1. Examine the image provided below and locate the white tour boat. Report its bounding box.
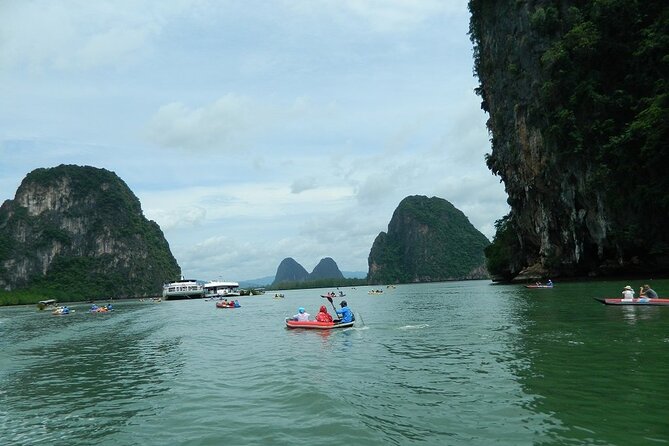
[162,279,205,300]
[203,280,240,299]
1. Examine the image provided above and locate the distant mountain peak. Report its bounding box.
[272,256,345,286]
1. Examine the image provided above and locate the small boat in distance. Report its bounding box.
[594,297,669,306]
[525,280,554,289]
[204,280,240,299]
[162,279,204,300]
[321,291,346,299]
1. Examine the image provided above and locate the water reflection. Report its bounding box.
[510,280,669,444]
[0,303,183,445]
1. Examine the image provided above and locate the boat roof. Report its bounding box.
[204,281,239,288]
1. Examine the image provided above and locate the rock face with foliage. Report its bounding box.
[469,1,669,281]
[0,165,180,298]
[367,196,490,284]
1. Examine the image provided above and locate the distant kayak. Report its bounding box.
[285,319,354,329]
[52,307,74,315]
[321,293,345,298]
[594,297,669,306]
[525,285,553,289]
[216,301,240,308]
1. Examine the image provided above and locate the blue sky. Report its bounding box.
[0,0,508,281]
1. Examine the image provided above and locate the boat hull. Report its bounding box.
[594,297,669,306]
[215,302,240,308]
[285,320,354,329]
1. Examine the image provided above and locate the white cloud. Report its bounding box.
[145,95,256,151]
[0,1,173,71]
[290,176,318,194]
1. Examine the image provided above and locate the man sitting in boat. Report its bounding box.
[640,284,658,299]
[289,307,310,322]
[335,300,354,323]
[315,305,333,323]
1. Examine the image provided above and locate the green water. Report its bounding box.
[1,280,668,445]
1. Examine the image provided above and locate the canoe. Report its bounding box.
[216,302,240,308]
[594,297,669,306]
[285,319,354,329]
[525,285,553,289]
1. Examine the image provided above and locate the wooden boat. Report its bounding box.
[285,319,354,329]
[594,297,669,306]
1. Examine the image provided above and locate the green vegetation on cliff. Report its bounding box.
[368,196,489,284]
[470,1,669,279]
[0,164,180,304]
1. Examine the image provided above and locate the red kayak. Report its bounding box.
[216,301,240,308]
[594,297,669,306]
[285,320,354,329]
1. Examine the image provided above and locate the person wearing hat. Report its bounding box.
[335,300,354,323]
[621,285,635,301]
[289,307,310,322]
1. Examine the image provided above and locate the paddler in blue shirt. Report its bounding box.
[335,300,354,323]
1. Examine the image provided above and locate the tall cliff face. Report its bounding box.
[469,1,669,280]
[0,165,180,297]
[367,196,490,284]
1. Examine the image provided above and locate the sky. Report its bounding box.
[0,0,508,282]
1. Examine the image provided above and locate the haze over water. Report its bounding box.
[1,280,668,445]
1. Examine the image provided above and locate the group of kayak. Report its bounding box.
[285,299,355,329]
[52,303,115,315]
[89,304,114,313]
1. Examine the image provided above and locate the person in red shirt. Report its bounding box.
[315,305,333,322]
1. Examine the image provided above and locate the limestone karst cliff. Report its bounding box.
[367,195,489,284]
[0,165,180,298]
[469,0,669,280]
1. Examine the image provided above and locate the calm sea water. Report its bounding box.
[1,280,668,446]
